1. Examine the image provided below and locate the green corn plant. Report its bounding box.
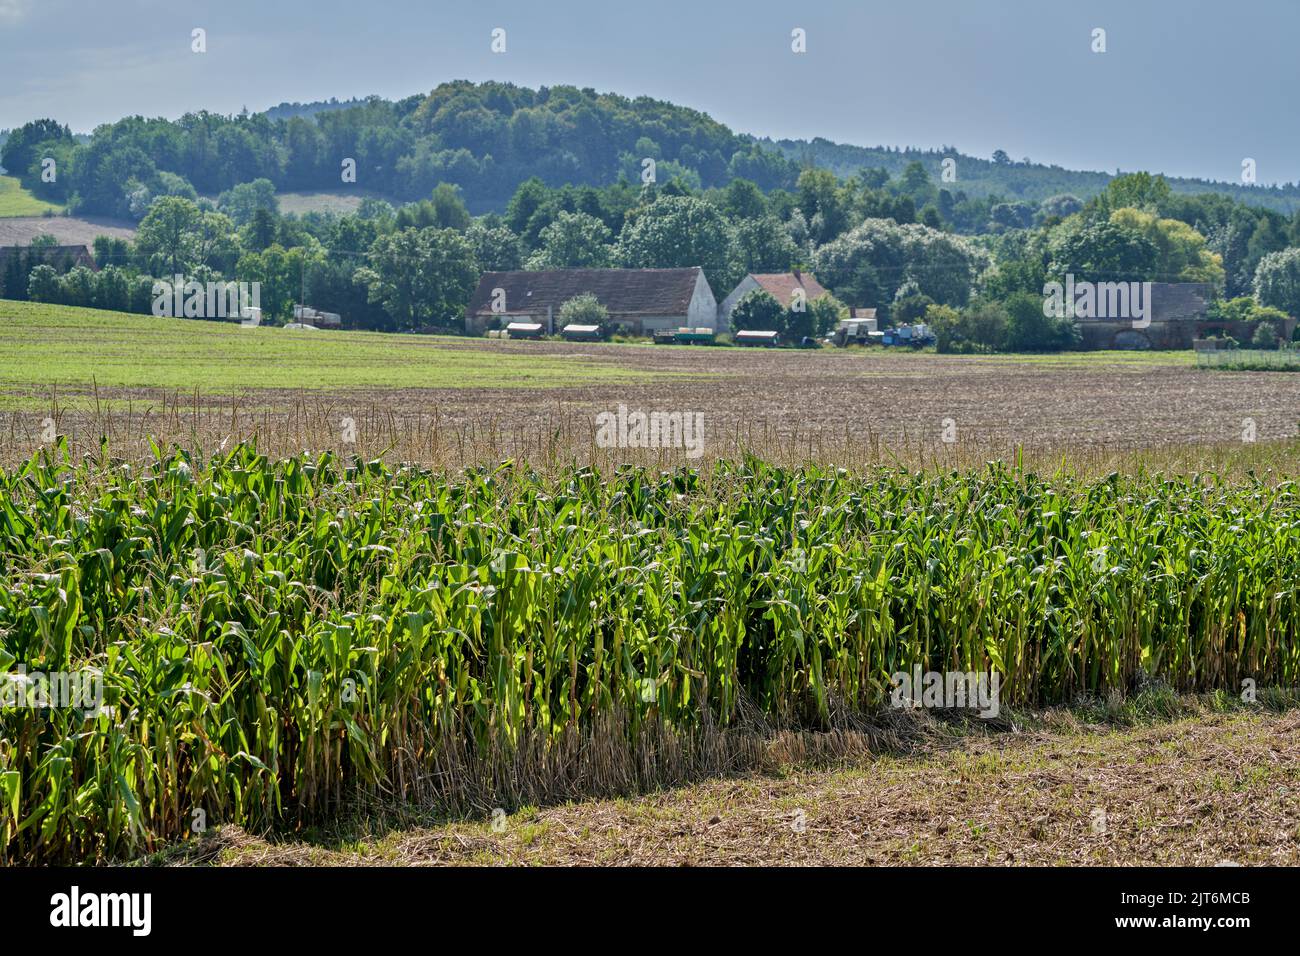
[1,445,1298,862]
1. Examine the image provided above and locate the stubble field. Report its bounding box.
[3,300,1299,473]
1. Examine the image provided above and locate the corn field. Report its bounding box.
[2,443,1299,862]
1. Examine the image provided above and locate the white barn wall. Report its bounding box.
[716,275,761,331]
[687,271,720,330]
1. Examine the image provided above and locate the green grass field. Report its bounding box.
[0,299,662,393]
[0,175,63,217]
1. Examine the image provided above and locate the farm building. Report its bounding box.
[1069,283,1298,350]
[717,270,830,329]
[465,268,718,336]
[0,243,95,274]
[0,243,97,298]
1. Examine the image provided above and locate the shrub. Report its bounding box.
[558,292,609,332]
[25,264,60,303]
[930,301,1008,353]
[1251,321,1280,351]
[1004,291,1078,352]
[729,288,784,333]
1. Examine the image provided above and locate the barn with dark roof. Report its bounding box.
[465,267,717,336]
[1075,283,1215,350]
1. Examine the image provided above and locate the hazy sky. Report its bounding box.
[2,0,1297,184]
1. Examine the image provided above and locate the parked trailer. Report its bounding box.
[561,324,603,342]
[505,321,545,340]
[652,327,718,345]
[734,330,781,347]
[675,326,716,344]
[292,305,342,328]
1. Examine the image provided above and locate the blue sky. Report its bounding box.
[2,0,1298,184]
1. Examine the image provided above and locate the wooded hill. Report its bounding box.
[5,80,1298,219]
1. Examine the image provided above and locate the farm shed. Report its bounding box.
[465,267,718,336]
[560,324,602,341]
[1071,283,1265,350]
[718,270,830,329]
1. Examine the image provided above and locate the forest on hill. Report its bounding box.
[4,80,1298,223]
[767,138,1300,215]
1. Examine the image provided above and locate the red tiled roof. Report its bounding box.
[749,271,828,307]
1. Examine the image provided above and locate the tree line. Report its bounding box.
[3,142,1300,351]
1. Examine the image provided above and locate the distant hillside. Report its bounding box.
[261,97,374,122]
[5,81,795,218]
[6,81,1299,220]
[768,138,1300,214]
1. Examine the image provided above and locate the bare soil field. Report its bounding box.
[5,302,1300,471]
[10,337,1300,470]
[0,214,135,246]
[315,339,1294,450]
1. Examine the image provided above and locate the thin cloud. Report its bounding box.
[0,0,32,22]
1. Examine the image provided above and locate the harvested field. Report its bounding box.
[2,300,1300,472]
[0,214,135,246]
[174,705,1300,867]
